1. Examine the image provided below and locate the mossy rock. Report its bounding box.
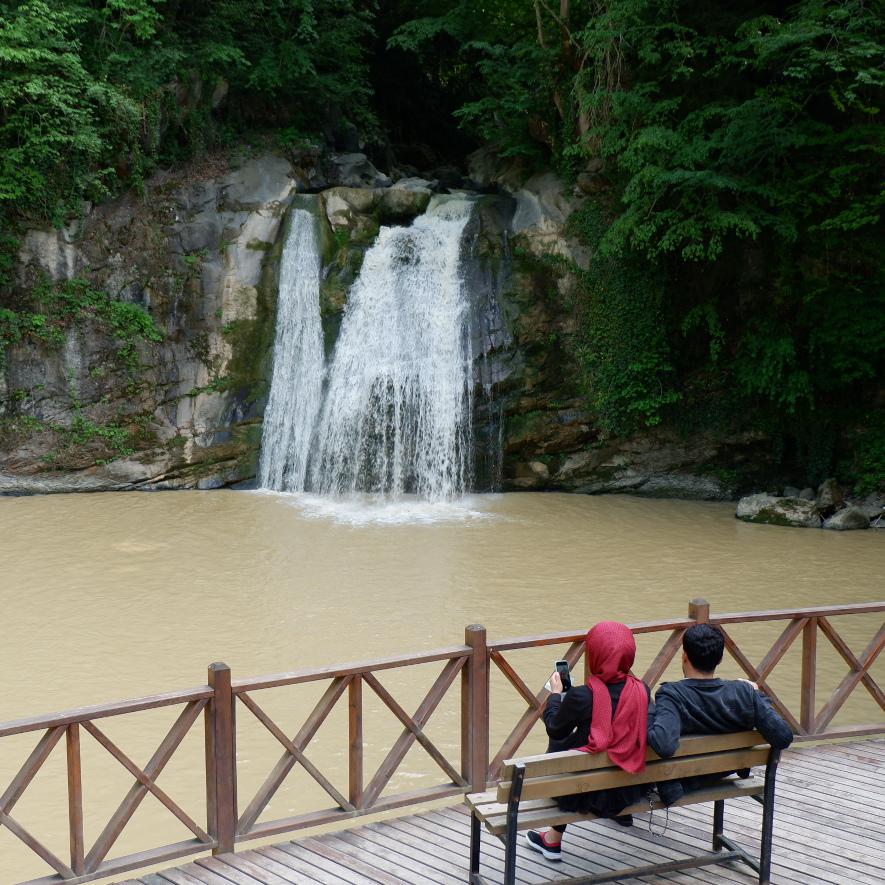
[377,188,430,224]
[735,493,822,528]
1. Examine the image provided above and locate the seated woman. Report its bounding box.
[526,621,651,862]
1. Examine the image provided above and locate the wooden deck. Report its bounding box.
[122,738,884,885]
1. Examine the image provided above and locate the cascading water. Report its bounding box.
[310,199,476,500]
[258,207,324,491]
[259,197,478,503]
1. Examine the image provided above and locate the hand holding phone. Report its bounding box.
[544,660,572,693]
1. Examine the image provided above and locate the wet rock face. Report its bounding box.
[469,168,762,500]
[3,148,851,501]
[2,153,299,492]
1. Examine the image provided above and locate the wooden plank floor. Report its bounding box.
[127,739,884,885]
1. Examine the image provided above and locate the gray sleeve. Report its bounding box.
[647,687,681,757]
[753,691,794,750]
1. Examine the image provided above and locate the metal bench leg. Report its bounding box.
[469,810,481,878]
[503,763,525,885]
[712,798,725,851]
[759,750,780,885]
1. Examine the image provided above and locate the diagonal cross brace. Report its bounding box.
[0,726,72,878]
[82,720,212,844]
[719,626,802,734]
[814,619,885,733]
[491,652,543,710]
[756,618,808,681]
[488,639,584,780]
[0,726,65,818]
[642,629,686,687]
[0,806,75,879]
[362,657,466,808]
[84,698,207,872]
[238,691,354,813]
[236,675,351,835]
[363,669,467,789]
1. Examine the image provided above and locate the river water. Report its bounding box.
[1,490,882,881]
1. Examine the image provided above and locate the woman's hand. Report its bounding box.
[549,671,563,693]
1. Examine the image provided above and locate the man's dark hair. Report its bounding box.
[683,624,725,673]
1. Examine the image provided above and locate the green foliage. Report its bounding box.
[0,0,378,225]
[0,1,141,221]
[45,413,134,464]
[393,0,883,480]
[0,277,163,375]
[1,0,882,485]
[533,205,681,437]
[390,1,561,162]
[849,414,885,494]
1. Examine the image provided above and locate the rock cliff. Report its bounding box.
[0,149,776,497]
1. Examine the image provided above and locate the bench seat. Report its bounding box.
[465,731,781,885]
[466,774,762,834]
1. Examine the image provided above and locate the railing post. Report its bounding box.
[207,663,236,855]
[349,675,363,808]
[462,625,489,792]
[689,598,710,623]
[66,724,85,875]
[801,619,817,734]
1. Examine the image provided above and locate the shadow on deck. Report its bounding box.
[123,739,884,885]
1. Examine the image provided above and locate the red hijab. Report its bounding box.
[578,621,648,772]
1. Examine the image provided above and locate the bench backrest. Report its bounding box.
[497,731,771,803]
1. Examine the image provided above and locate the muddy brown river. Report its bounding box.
[1,490,882,881]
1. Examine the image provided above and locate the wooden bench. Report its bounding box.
[465,730,781,885]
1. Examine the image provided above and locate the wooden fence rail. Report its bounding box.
[1,599,882,884]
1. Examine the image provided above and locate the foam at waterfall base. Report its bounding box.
[251,489,499,526]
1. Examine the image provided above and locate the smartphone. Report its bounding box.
[544,660,572,693]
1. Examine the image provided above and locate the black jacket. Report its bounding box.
[647,678,794,757]
[647,677,793,804]
[543,681,652,816]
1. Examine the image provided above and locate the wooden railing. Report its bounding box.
[228,642,476,849]
[0,686,216,884]
[484,599,885,778]
[1,599,882,884]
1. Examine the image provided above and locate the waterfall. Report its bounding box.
[260,197,477,502]
[258,207,324,491]
[310,199,476,501]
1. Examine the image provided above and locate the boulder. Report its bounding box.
[378,187,431,223]
[736,493,822,528]
[391,177,437,192]
[822,507,870,531]
[783,485,801,498]
[799,487,815,500]
[322,187,379,228]
[847,493,885,520]
[329,153,391,188]
[508,172,589,268]
[815,478,844,514]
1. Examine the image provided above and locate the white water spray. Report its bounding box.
[258,208,324,491]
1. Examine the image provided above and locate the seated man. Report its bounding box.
[648,623,793,804]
